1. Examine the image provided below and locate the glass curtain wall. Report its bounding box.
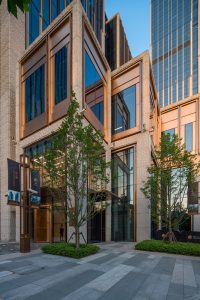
[112,148,134,241]
[151,0,198,107]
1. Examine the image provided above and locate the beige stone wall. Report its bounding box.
[111,52,157,241]
[0,2,25,241]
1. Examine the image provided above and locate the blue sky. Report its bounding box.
[105,0,150,57]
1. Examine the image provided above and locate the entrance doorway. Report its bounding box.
[88,209,105,243]
[30,206,51,243]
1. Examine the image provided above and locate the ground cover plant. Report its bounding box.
[42,243,100,259]
[135,240,200,256]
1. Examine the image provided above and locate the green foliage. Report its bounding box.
[0,0,31,17]
[42,243,99,259]
[34,93,110,248]
[141,133,200,234]
[135,240,200,256]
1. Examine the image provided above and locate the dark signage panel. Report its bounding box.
[7,159,21,205]
[30,170,41,205]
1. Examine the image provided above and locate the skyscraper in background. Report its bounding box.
[151,0,199,108]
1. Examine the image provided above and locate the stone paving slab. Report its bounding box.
[0,242,199,299]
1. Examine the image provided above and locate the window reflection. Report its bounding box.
[112,148,134,241]
[163,128,175,140]
[185,123,193,151]
[85,51,104,126]
[25,64,45,122]
[112,85,136,134]
[29,0,40,44]
[55,46,67,104]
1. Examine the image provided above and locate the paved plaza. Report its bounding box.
[0,242,199,299]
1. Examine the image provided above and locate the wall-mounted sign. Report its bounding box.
[7,159,21,205]
[188,182,199,215]
[30,170,41,205]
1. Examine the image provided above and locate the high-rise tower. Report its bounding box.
[151,0,199,108]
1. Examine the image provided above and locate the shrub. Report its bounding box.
[135,240,200,256]
[42,243,99,259]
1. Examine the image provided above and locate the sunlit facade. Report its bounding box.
[151,0,200,231]
[14,0,160,244]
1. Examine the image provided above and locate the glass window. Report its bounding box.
[91,102,104,125]
[43,0,50,30]
[29,0,40,44]
[112,85,136,135]
[112,148,134,241]
[52,0,58,20]
[85,52,101,88]
[25,65,45,122]
[85,51,104,125]
[55,46,67,104]
[185,123,193,151]
[163,128,175,140]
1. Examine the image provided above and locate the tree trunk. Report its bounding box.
[168,184,173,243]
[75,225,80,249]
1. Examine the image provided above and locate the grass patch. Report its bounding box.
[42,243,99,259]
[135,240,200,256]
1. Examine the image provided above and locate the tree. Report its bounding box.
[0,0,31,18]
[34,93,110,248]
[141,133,200,242]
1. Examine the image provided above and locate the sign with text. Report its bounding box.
[7,159,21,205]
[30,170,41,205]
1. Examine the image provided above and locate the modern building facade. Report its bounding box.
[151,0,200,229]
[7,0,160,244]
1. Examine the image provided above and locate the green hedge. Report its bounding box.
[42,243,99,259]
[135,240,200,256]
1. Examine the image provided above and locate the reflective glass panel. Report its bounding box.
[112,148,134,241]
[85,51,104,125]
[112,85,136,134]
[29,0,40,44]
[25,64,45,122]
[185,123,193,151]
[163,128,175,140]
[55,46,67,104]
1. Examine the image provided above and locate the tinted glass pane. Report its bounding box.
[112,148,134,241]
[185,123,193,151]
[25,65,45,122]
[52,0,58,20]
[91,102,104,124]
[55,46,67,104]
[163,128,175,141]
[60,0,65,11]
[29,0,40,44]
[112,85,136,134]
[43,0,50,30]
[85,51,104,126]
[85,52,101,88]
